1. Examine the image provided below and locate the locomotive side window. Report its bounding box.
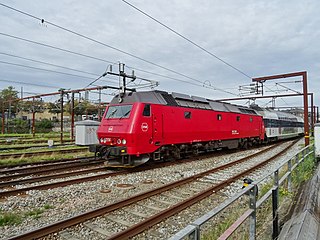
[217,114,222,120]
[184,111,191,119]
[143,104,151,117]
[236,116,240,121]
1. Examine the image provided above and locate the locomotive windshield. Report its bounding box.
[105,105,133,119]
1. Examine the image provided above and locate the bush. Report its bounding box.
[35,119,53,133]
[8,119,29,134]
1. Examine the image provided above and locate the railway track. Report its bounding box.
[0,143,74,151]
[0,138,74,145]
[0,147,88,160]
[0,158,104,182]
[0,144,273,199]
[0,146,244,198]
[6,140,298,240]
[0,156,95,169]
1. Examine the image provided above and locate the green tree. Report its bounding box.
[0,86,19,117]
[65,99,98,116]
[47,102,61,114]
[18,100,45,113]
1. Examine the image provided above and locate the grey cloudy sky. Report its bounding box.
[0,0,319,109]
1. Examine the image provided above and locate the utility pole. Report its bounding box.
[1,102,4,134]
[32,97,36,137]
[98,88,101,121]
[59,90,64,144]
[71,92,75,140]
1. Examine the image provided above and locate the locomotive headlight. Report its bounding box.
[103,138,107,143]
[100,138,103,143]
[117,139,121,144]
[122,139,126,145]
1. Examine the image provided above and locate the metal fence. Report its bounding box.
[169,144,315,240]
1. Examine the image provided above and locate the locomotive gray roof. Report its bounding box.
[112,90,257,115]
[171,92,192,101]
[111,91,168,105]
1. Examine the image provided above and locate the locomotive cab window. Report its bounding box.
[143,104,151,117]
[184,111,191,119]
[236,116,240,121]
[105,105,132,119]
[217,114,222,121]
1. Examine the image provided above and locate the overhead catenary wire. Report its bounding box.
[0,3,240,96]
[0,60,96,80]
[0,32,116,65]
[125,65,238,96]
[0,52,99,77]
[0,32,238,96]
[0,78,59,89]
[0,59,166,91]
[121,0,252,79]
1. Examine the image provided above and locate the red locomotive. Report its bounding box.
[90,90,265,167]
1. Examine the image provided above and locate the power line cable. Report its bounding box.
[0,3,239,96]
[0,78,58,88]
[0,52,100,77]
[0,32,238,96]
[121,0,252,79]
[0,32,116,65]
[275,83,301,94]
[125,65,237,96]
[0,60,94,79]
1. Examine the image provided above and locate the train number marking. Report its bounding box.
[141,123,148,132]
[108,126,113,132]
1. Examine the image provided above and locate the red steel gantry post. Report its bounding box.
[252,71,309,146]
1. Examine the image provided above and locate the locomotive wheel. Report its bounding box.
[100,147,110,158]
[172,146,181,159]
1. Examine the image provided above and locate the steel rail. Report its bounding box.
[109,140,298,239]
[0,146,261,198]
[0,163,106,186]
[0,143,74,151]
[0,160,104,182]
[6,142,295,240]
[0,139,74,145]
[0,157,96,173]
[0,148,87,160]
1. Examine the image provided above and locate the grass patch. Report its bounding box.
[25,209,45,219]
[202,201,249,240]
[0,204,55,226]
[0,212,22,226]
[43,204,54,210]
[292,153,315,186]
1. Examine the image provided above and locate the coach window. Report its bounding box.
[184,111,191,119]
[143,104,151,117]
[236,116,240,122]
[217,114,222,120]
